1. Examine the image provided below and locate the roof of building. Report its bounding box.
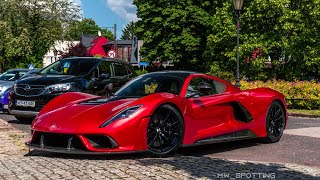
[81,35,98,48]
[104,40,133,46]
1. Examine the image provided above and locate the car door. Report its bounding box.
[185,76,235,141]
[90,61,114,95]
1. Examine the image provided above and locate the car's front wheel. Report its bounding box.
[263,101,286,143]
[147,104,184,157]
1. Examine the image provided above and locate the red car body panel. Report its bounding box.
[28,72,288,154]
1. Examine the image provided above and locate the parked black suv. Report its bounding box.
[8,57,136,122]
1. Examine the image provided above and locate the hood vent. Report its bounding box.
[80,96,135,105]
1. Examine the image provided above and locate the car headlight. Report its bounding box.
[44,83,73,94]
[0,86,4,92]
[100,105,142,128]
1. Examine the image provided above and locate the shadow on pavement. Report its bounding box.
[178,139,259,156]
[0,112,32,125]
[7,119,31,125]
[136,156,318,179]
[25,150,318,179]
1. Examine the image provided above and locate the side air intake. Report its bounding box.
[232,102,253,123]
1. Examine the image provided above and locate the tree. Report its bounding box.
[121,21,136,40]
[206,0,290,80]
[0,0,81,71]
[135,0,320,81]
[59,43,90,58]
[280,0,320,80]
[207,0,320,81]
[133,0,217,72]
[65,18,113,41]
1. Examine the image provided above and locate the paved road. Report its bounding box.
[0,120,319,180]
[0,113,31,133]
[1,112,320,169]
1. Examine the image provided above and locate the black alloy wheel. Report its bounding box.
[147,104,184,157]
[264,101,286,143]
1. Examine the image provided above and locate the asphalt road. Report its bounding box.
[1,112,320,168]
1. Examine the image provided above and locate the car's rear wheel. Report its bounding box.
[147,104,184,157]
[263,101,285,143]
[15,116,33,123]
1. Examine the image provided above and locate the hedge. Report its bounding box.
[240,80,320,110]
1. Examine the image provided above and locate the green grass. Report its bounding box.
[288,109,320,117]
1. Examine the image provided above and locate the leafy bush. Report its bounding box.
[59,43,90,58]
[241,80,320,110]
[207,71,235,83]
[135,69,148,76]
[207,63,235,83]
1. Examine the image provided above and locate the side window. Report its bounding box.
[186,77,226,98]
[18,72,27,79]
[114,63,128,76]
[98,61,112,76]
[49,62,63,74]
[213,81,227,94]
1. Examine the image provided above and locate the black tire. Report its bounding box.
[15,117,33,123]
[147,104,184,157]
[263,101,286,143]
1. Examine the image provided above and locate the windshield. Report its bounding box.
[0,70,27,81]
[40,58,99,76]
[115,75,183,97]
[20,69,41,79]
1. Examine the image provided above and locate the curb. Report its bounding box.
[288,113,320,119]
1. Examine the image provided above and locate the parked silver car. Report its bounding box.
[0,68,41,111]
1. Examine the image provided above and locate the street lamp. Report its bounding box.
[233,0,244,88]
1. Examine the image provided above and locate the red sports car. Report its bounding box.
[27,71,287,156]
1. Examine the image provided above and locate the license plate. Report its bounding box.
[16,100,36,107]
[3,105,8,109]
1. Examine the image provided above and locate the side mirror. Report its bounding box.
[104,83,113,97]
[100,73,110,80]
[197,82,212,93]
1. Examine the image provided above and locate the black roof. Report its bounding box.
[81,35,98,48]
[142,71,201,80]
[6,68,29,72]
[104,40,133,46]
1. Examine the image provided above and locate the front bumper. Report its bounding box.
[9,94,57,117]
[9,110,39,117]
[28,117,151,154]
[26,131,146,154]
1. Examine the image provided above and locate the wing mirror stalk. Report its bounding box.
[105,83,113,97]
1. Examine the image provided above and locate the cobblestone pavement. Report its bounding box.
[0,120,29,156]
[1,154,320,179]
[0,119,320,179]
